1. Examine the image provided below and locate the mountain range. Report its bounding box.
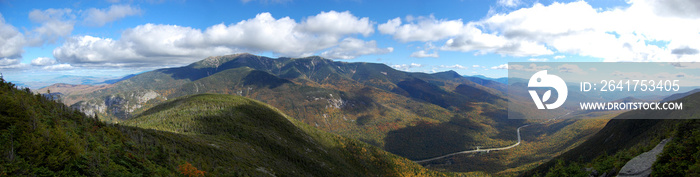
[49,53,519,159]
[0,79,448,176]
[28,53,700,176]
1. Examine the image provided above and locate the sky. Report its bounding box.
[1,0,699,85]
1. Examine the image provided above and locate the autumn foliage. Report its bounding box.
[177,162,206,177]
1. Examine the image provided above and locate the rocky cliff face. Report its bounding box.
[71,90,165,119]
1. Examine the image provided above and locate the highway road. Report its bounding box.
[415,124,530,163]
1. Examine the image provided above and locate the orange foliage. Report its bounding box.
[177,162,206,177]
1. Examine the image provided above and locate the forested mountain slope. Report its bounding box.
[527,92,700,176]
[0,79,447,176]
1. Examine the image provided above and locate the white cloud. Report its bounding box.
[203,11,374,57]
[53,32,235,67]
[391,63,423,71]
[0,58,19,66]
[482,0,700,62]
[375,0,700,61]
[54,11,380,67]
[377,18,401,36]
[643,0,700,18]
[83,4,142,27]
[491,63,508,70]
[441,25,554,56]
[0,13,25,60]
[497,0,521,7]
[299,11,374,37]
[377,14,553,57]
[27,8,75,46]
[320,38,393,59]
[410,50,439,58]
[438,64,468,69]
[0,58,27,69]
[43,63,74,70]
[378,16,464,42]
[553,55,566,59]
[31,57,57,66]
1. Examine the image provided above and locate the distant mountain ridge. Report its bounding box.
[58,54,520,165]
[466,75,508,84]
[55,53,609,174]
[11,74,136,89]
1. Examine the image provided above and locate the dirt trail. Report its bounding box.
[617,138,672,177]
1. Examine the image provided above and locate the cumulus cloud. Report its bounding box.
[299,11,374,37]
[0,58,27,69]
[391,63,423,71]
[491,63,508,70]
[378,16,464,42]
[31,57,57,66]
[376,0,700,61]
[553,55,566,59]
[438,64,468,69]
[644,0,700,18]
[410,50,439,58]
[0,58,19,66]
[0,13,25,60]
[203,11,374,56]
[320,38,393,59]
[497,0,521,7]
[42,63,74,70]
[378,14,553,57]
[53,32,235,67]
[27,8,75,46]
[482,0,700,61]
[441,25,554,56]
[83,4,142,26]
[54,11,382,67]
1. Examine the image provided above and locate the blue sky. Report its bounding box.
[1,0,699,86]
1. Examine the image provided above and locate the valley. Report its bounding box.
[32,53,623,175]
[7,54,699,176]
[415,124,529,163]
[3,1,699,176]
[0,79,448,176]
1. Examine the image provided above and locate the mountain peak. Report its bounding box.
[194,53,259,68]
[289,55,333,62]
[430,70,461,79]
